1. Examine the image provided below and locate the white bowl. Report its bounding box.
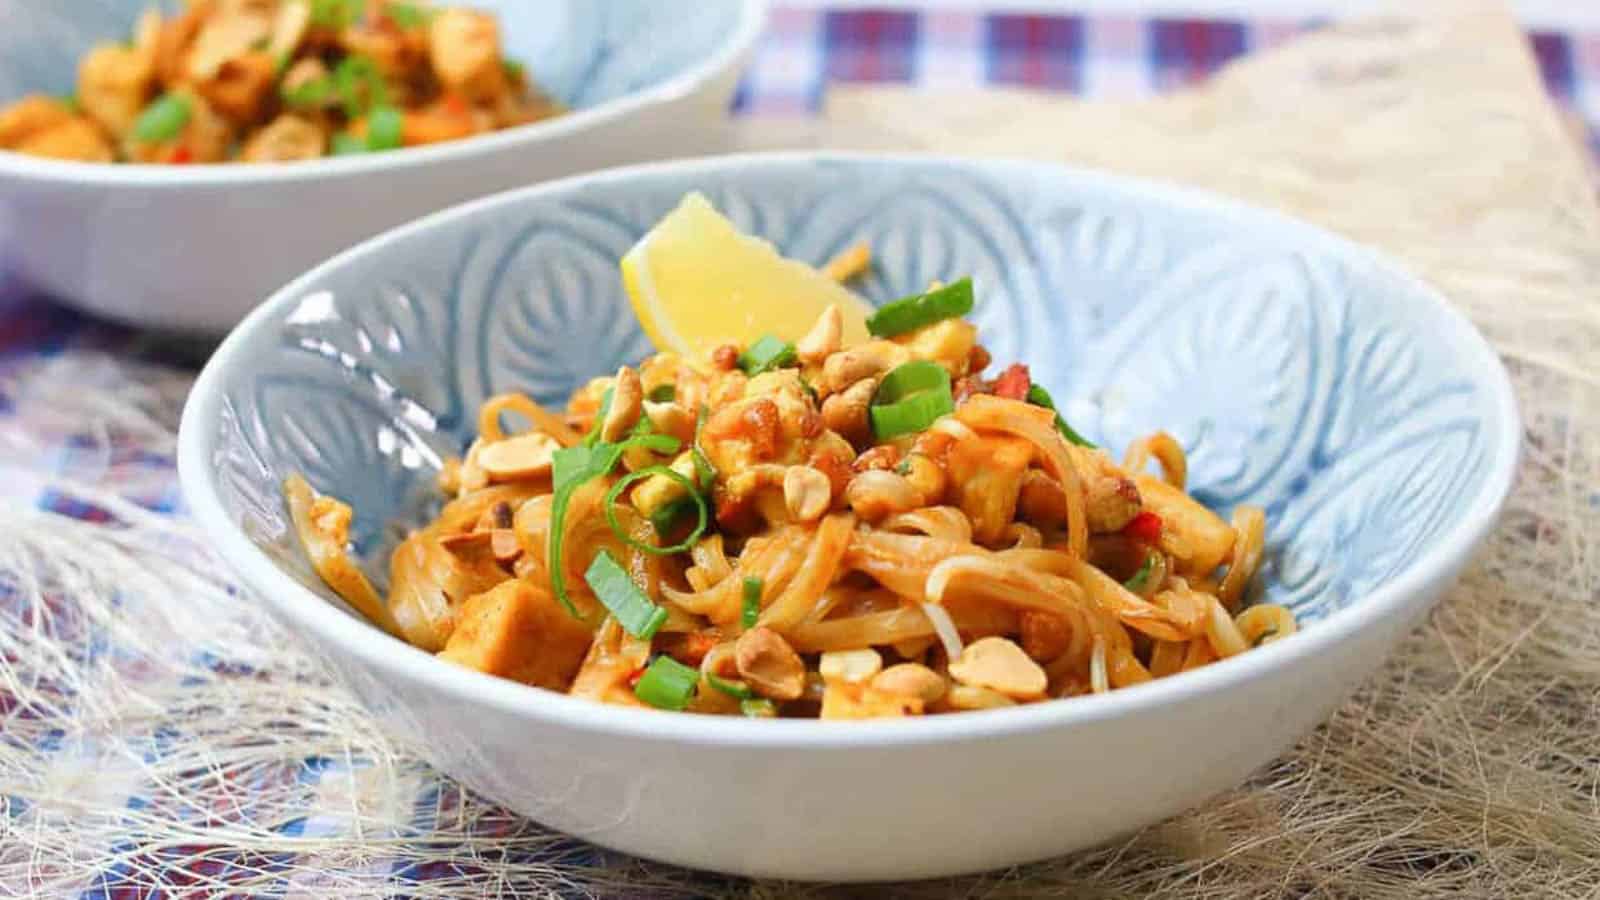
[0,0,765,333]
[178,153,1520,881]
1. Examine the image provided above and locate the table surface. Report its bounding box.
[2,4,1597,896]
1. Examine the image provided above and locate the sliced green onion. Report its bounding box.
[281,75,332,108]
[502,57,526,80]
[1025,384,1096,448]
[1123,555,1155,592]
[647,384,675,403]
[132,94,190,143]
[624,433,679,455]
[585,550,668,639]
[691,405,717,491]
[738,334,797,375]
[602,465,707,556]
[583,387,614,447]
[330,132,368,155]
[870,361,954,441]
[633,656,699,710]
[648,495,696,537]
[385,1,435,29]
[706,673,754,699]
[871,390,954,441]
[59,94,80,113]
[866,277,974,338]
[311,0,363,28]
[875,360,950,404]
[741,576,762,629]
[548,442,626,615]
[740,698,777,718]
[797,375,819,404]
[895,458,912,475]
[334,55,388,118]
[366,105,403,151]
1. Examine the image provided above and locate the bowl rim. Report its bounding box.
[0,0,767,188]
[177,151,1522,749]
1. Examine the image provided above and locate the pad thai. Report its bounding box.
[0,1,558,164]
[287,219,1295,719]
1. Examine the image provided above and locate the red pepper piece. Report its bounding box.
[992,363,1031,401]
[1122,510,1163,544]
[626,665,648,687]
[170,145,193,164]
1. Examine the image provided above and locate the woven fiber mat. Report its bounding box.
[3,1,1597,897]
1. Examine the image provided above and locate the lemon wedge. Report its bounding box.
[621,192,872,362]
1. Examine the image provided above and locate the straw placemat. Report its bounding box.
[4,2,1597,897]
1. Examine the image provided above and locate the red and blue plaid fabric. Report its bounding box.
[5,6,1600,895]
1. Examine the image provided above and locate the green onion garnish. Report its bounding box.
[502,57,526,80]
[131,94,190,143]
[602,464,707,556]
[334,55,388,118]
[59,94,80,113]
[706,673,754,699]
[866,277,974,338]
[691,405,717,491]
[548,442,627,615]
[647,384,675,403]
[633,656,699,710]
[310,0,363,28]
[583,387,614,448]
[585,550,668,639]
[876,360,949,402]
[741,576,762,629]
[366,105,403,151]
[1025,384,1096,448]
[1123,555,1155,592]
[740,698,777,718]
[870,361,954,440]
[648,495,696,537]
[385,1,435,29]
[738,334,797,375]
[281,75,332,108]
[330,133,368,155]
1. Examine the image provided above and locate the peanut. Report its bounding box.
[476,432,559,481]
[783,465,833,523]
[797,304,844,364]
[947,636,1048,699]
[845,470,923,523]
[735,627,806,700]
[600,366,643,442]
[871,663,946,703]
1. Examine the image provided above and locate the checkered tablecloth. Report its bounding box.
[3,6,1599,896]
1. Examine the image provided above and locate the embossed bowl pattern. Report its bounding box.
[179,155,1519,880]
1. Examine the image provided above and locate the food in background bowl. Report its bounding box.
[287,194,1296,718]
[0,0,560,164]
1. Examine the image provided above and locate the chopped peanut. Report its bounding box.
[601,366,643,442]
[783,465,832,523]
[819,648,883,684]
[871,663,947,703]
[476,432,560,481]
[948,636,1048,699]
[735,627,806,700]
[796,304,844,364]
[820,376,877,445]
[943,684,1017,711]
[845,470,922,523]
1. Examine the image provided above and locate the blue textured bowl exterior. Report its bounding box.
[0,0,748,112]
[204,156,1512,632]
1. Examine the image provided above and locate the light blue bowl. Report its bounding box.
[179,154,1519,880]
[0,0,765,332]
